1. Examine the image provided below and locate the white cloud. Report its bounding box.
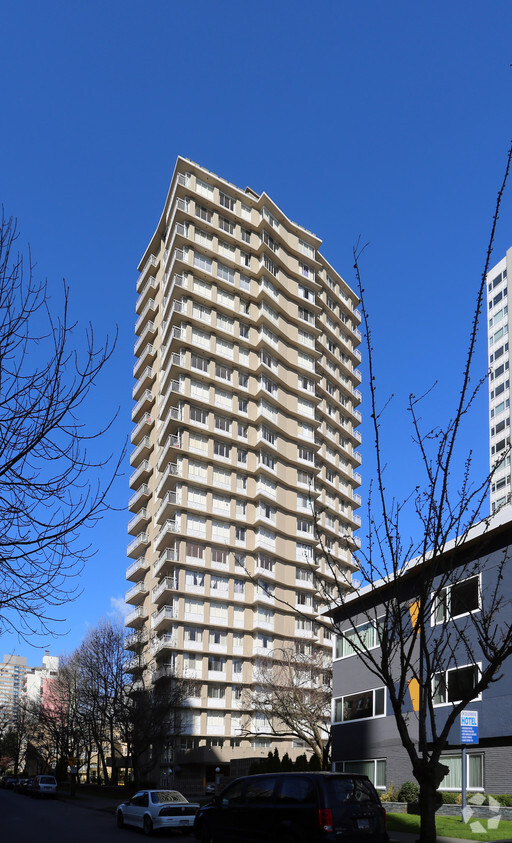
[109,595,128,618]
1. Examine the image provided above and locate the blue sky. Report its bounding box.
[1,1,511,665]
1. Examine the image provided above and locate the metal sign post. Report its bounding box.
[460,711,479,823]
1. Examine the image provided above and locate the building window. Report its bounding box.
[433,576,480,624]
[236,526,246,542]
[439,754,483,791]
[219,215,234,234]
[208,655,226,673]
[190,406,208,425]
[239,398,248,414]
[334,688,386,723]
[194,253,212,273]
[195,204,212,223]
[335,621,381,659]
[214,440,230,459]
[260,451,276,470]
[219,192,235,211]
[336,760,386,790]
[433,665,480,706]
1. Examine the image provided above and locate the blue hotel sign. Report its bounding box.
[460,710,479,744]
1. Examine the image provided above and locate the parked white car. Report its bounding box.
[30,774,57,798]
[116,789,199,835]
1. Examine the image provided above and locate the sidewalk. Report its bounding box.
[390,834,512,843]
[57,789,120,814]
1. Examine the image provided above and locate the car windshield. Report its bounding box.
[40,777,56,784]
[151,791,187,804]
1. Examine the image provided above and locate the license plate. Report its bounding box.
[357,819,370,830]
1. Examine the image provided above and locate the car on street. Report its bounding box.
[116,789,199,836]
[29,774,58,798]
[193,771,389,843]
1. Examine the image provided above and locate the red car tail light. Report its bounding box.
[318,808,333,832]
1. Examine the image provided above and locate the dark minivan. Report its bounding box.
[193,771,388,843]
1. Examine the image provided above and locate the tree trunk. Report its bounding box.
[418,778,439,843]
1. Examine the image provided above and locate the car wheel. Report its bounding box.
[116,810,125,829]
[199,823,213,843]
[143,815,153,836]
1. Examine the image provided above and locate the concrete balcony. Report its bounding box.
[156,491,181,524]
[157,407,182,446]
[125,605,148,629]
[152,576,179,605]
[153,547,178,578]
[131,389,154,423]
[135,298,158,336]
[159,380,184,422]
[133,343,157,380]
[125,580,149,605]
[136,276,158,314]
[155,519,180,551]
[131,413,153,446]
[125,656,144,673]
[128,483,151,513]
[129,459,152,490]
[126,556,150,582]
[130,435,153,468]
[127,531,150,558]
[132,367,155,402]
[152,664,175,683]
[134,320,157,356]
[127,507,150,537]
[136,254,158,293]
[156,462,180,498]
[124,631,146,650]
[151,605,177,632]
[151,633,177,656]
[157,433,182,472]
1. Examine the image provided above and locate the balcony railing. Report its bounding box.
[125,606,147,628]
[127,532,149,558]
[135,298,158,335]
[151,604,177,630]
[136,254,158,293]
[125,581,148,604]
[151,633,177,654]
[134,320,157,356]
[129,459,151,490]
[131,390,154,423]
[152,577,179,602]
[153,547,178,578]
[127,507,148,535]
[128,483,151,511]
[126,556,149,582]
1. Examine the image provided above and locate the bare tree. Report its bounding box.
[243,643,332,768]
[0,211,121,638]
[327,141,512,843]
[74,619,128,784]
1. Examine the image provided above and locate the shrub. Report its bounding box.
[398,781,420,804]
[438,791,462,804]
[380,782,399,802]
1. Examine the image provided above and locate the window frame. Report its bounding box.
[432,574,481,625]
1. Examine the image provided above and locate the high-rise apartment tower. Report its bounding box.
[125,158,362,784]
[487,248,511,512]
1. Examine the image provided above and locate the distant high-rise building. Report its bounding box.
[125,158,362,783]
[0,651,58,724]
[487,249,511,511]
[0,654,27,722]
